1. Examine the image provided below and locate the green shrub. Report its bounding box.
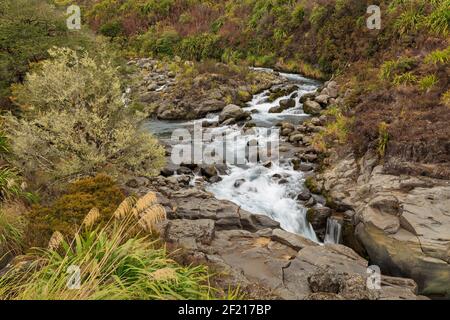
[99,21,123,38]
[0,132,8,155]
[176,33,223,61]
[309,5,327,28]
[25,174,125,248]
[4,47,165,183]
[0,0,94,105]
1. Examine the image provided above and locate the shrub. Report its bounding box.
[0,0,94,106]
[99,21,123,38]
[309,5,328,28]
[0,167,30,201]
[25,174,126,248]
[0,192,224,300]
[4,47,165,183]
[176,33,223,61]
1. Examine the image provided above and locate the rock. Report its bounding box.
[160,219,215,250]
[160,167,175,177]
[177,166,192,175]
[279,98,296,109]
[289,133,303,143]
[315,94,330,106]
[303,100,322,115]
[300,92,317,104]
[209,176,222,183]
[125,177,149,189]
[297,189,312,201]
[219,104,248,123]
[268,106,282,113]
[200,165,218,179]
[271,229,318,251]
[240,212,281,231]
[234,179,246,188]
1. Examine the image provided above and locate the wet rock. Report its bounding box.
[200,165,218,179]
[300,92,317,104]
[240,212,281,232]
[297,189,312,201]
[234,179,246,188]
[271,229,318,251]
[177,166,192,175]
[219,104,249,124]
[279,98,296,110]
[307,206,332,230]
[209,176,223,183]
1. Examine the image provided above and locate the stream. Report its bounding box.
[144,69,333,243]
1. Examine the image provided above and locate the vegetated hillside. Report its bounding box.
[75,0,450,178]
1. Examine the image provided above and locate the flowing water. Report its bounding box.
[144,69,321,241]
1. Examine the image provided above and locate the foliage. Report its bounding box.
[0,202,26,260]
[0,192,225,300]
[424,46,450,65]
[379,57,417,81]
[3,48,165,183]
[418,74,438,92]
[392,72,418,86]
[25,174,126,248]
[0,0,94,106]
[424,0,450,36]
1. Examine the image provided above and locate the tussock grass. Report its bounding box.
[0,192,224,300]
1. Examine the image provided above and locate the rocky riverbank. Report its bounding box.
[120,61,435,299]
[293,81,450,298]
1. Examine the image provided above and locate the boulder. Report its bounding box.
[219,104,249,123]
[307,206,332,230]
[315,94,330,106]
[303,100,322,115]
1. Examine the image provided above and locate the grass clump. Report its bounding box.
[0,192,223,300]
[424,46,450,65]
[0,202,26,261]
[418,74,438,92]
[379,57,417,81]
[392,72,418,86]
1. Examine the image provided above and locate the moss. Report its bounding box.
[305,177,320,194]
[25,174,125,248]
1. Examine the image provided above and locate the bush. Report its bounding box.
[99,21,123,38]
[392,72,418,86]
[24,174,126,248]
[176,33,223,61]
[0,192,224,300]
[0,0,94,106]
[3,47,165,183]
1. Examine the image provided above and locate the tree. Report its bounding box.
[3,47,165,185]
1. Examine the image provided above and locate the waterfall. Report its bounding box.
[324,218,342,244]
